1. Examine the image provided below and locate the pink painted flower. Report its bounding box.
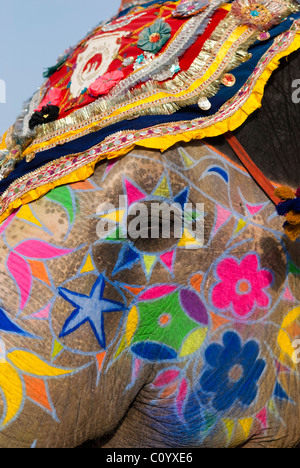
[88,70,124,97]
[35,87,63,111]
[211,253,273,317]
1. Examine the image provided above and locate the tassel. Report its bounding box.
[43,48,74,79]
[275,186,300,241]
[274,186,296,199]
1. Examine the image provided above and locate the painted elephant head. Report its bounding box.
[0,0,299,448]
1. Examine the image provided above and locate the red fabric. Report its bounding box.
[43,3,228,120]
[177,8,228,72]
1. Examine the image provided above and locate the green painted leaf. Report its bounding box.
[46,186,76,224]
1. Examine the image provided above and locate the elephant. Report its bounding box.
[0,0,299,448]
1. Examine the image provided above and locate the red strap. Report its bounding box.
[225,132,281,205]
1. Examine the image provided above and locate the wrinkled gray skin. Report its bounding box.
[0,48,299,449]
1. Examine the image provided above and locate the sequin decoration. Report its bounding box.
[122,56,135,67]
[221,73,236,87]
[231,0,297,31]
[198,96,211,110]
[173,0,210,17]
[258,31,271,40]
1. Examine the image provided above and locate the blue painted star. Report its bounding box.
[58,275,126,348]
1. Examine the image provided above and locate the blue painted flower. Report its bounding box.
[137,19,172,54]
[200,331,265,411]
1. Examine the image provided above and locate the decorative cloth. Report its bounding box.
[0,0,299,228]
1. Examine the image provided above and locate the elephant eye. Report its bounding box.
[126,200,183,253]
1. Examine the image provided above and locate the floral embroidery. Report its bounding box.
[137,19,172,54]
[70,31,126,98]
[211,253,273,317]
[231,0,296,31]
[200,331,266,411]
[88,70,125,97]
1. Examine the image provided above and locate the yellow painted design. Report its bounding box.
[277,329,295,363]
[222,418,235,442]
[143,255,157,275]
[235,219,247,234]
[239,417,253,438]
[81,254,95,274]
[7,350,75,377]
[178,228,203,248]
[99,210,125,223]
[16,205,43,228]
[268,398,277,416]
[52,340,64,359]
[281,306,300,329]
[221,3,232,10]
[126,306,139,346]
[0,350,77,428]
[179,149,194,168]
[114,336,127,359]
[153,176,170,197]
[0,362,23,427]
[179,327,207,357]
